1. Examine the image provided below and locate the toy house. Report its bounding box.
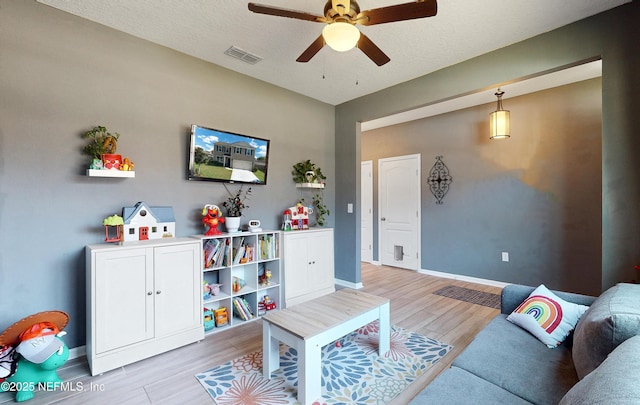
[289,204,310,230]
[122,201,175,242]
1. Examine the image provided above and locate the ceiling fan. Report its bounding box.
[248,0,438,66]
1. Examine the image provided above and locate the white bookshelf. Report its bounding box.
[199,230,281,335]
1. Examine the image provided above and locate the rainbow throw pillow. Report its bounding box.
[507,284,589,348]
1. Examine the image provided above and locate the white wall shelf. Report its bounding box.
[86,169,135,178]
[295,182,324,189]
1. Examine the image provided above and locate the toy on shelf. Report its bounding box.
[203,281,222,300]
[0,311,70,402]
[202,204,225,236]
[282,209,293,231]
[232,276,246,293]
[121,202,175,242]
[203,281,211,300]
[258,295,276,315]
[259,268,272,287]
[102,214,124,243]
[288,202,313,230]
[214,307,228,327]
[119,157,134,171]
[203,308,215,331]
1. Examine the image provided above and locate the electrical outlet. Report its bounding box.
[502,252,509,262]
[347,203,353,213]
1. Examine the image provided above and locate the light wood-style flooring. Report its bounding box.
[1,263,502,404]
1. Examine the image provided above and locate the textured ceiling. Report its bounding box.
[36,0,629,105]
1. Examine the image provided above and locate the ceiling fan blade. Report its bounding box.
[248,3,327,23]
[357,0,437,26]
[296,35,326,63]
[357,33,390,66]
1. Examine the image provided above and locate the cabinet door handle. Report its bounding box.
[156,290,162,295]
[147,291,153,296]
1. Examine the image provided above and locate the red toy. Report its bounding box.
[259,295,276,312]
[202,204,225,236]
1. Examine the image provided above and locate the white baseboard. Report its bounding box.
[68,345,86,360]
[335,278,364,290]
[361,260,381,265]
[362,261,509,288]
[418,268,510,288]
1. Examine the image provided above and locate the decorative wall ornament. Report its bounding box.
[427,156,453,204]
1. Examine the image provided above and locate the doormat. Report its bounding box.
[432,285,501,309]
[195,321,453,404]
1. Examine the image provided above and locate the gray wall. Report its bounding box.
[362,79,602,294]
[335,1,640,294]
[0,0,335,349]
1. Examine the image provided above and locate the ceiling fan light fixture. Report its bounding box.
[322,22,360,52]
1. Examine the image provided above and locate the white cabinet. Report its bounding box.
[200,231,281,335]
[86,238,203,375]
[283,228,335,307]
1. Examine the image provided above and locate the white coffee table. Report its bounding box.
[262,288,390,404]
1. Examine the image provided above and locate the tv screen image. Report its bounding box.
[188,124,270,185]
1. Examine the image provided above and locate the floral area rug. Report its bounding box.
[195,321,453,405]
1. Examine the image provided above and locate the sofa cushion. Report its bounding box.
[507,284,589,348]
[572,283,640,379]
[410,366,532,405]
[453,315,579,404]
[560,335,640,404]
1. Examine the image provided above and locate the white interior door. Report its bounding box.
[379,154,420,270]
[361,161,373,263]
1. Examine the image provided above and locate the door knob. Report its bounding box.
[381,217,386,221]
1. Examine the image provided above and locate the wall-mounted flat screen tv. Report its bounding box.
[188,124,270,185]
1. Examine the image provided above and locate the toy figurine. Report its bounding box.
[210,283,221,296]
[89,158,103,170]
[0,311,70,402]
[202,204,225,236]
[119,157,134,171]
[259,268,272,287]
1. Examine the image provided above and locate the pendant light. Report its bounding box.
[489,88,510,139]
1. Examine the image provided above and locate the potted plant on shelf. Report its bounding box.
[292,160,330,227]
[221,185,251,232]
[82,125,121,169]
[292,160,326,185]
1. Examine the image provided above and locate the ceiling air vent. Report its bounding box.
[224,46,263,65]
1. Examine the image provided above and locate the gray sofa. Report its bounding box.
[411,283,640,404]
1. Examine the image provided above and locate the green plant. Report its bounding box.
[82,125,120,160]
[292,160,330,226]
[312,193,330,226]
[297,195,330,227]
[292,160,326,184]
[222,185,251,217]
